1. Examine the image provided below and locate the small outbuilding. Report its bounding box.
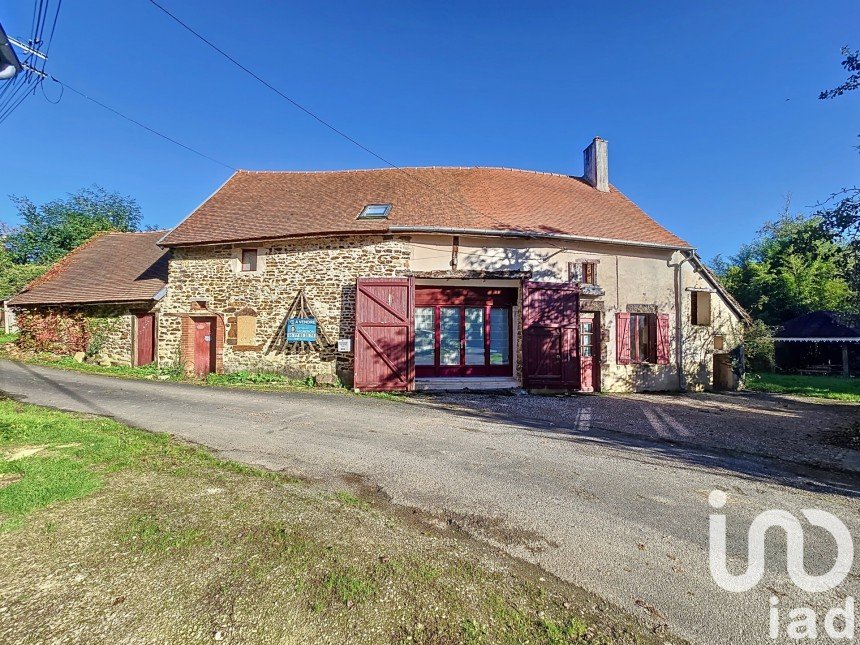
[774,311,860,376]
[7,231,170,366]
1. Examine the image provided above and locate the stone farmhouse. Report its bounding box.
[10,138,749,392]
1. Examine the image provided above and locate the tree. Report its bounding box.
[713,202,856,325]
[3,185,142,265]
[0,247,47,300]
[817,47,860,294]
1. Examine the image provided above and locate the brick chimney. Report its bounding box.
[583,137,609,192]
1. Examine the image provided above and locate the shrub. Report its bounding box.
[16,310,90,354]
[743,319,775,372]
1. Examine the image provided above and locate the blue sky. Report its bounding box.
[2,0,858,261]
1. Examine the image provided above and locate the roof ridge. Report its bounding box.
[103,229,170,235]
[236,166,580,180]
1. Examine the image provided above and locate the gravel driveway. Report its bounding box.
[1,359,858,645]
[426,390,860,475]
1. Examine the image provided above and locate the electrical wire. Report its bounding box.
[144,0,588,259]
[0,0,56,122]
[39,0,62,72]
[46,75,236,170]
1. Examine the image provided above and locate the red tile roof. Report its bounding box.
[9,231,170,306]
[159,167,691,249]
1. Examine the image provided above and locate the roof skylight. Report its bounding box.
[357,204,391,220]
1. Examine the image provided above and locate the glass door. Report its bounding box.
[439,307,462,366]
[414,302,513,378]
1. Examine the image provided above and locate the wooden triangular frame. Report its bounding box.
[268,288,331,353]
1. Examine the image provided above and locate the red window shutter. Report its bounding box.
[616,312,631,365]
[656,313,670,365]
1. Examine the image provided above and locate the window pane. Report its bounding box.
[415,307,435,366]
[583,263,594,284]
[489,308,510,365]
[439,307,461,365]
[635,314,651,363]
[581,332,593,357]
[465,308,485,365]
[241,249,257,272]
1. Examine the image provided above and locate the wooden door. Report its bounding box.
[713,354,732,390]
[522,281,580,390]
[579,314,599,392]
[194,318,216,377]
[354,277,414,391]
[135,313,156,367]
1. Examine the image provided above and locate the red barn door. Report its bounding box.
[135,313,156,367]
[354,277,414,391]
[522,281,580,390]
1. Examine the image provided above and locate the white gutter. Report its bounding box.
[389,226,695,252]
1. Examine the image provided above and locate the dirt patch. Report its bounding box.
[3,446,48,461]
[0,473,22,488]
[0,453,680,645]
[442,510,561,554]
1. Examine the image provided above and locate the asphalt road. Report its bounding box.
[2,360,858,645]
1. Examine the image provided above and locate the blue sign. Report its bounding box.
[286,317,317,342]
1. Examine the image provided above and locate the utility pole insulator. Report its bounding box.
[0,21,23,81]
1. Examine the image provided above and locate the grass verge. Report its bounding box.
[1,349,339,394]
[0,400,668,644]
[745,372,860,402]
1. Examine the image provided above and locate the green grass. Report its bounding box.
[1,348,356,395]
[334,490,363,507]
[1,347,413,403]
[745,372,860,402]
[22,353,184,381]
[0,332,18,345]
[0,399,169,531]
[0,401,644,644]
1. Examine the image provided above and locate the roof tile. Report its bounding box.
[9,231,169,306]
[159,167,690,248]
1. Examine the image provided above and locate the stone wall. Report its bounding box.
[159,232,744,391]
[86,306,135,366]
[12,304,141,366]
[158,235,412,381]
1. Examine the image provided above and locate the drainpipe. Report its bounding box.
[675,250,693,391]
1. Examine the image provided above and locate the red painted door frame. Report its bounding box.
[135,312,156,367]
[193,317,216,377]
[578,313,600,392]
[522,281,581,390]
[414,286,516,378]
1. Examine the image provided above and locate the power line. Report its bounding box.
[39,0,62,72]
[47,75,236,170]
[143,1,606,264]
[144,0,558,245]
[0,0,59,122]
[147,0,404,173]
